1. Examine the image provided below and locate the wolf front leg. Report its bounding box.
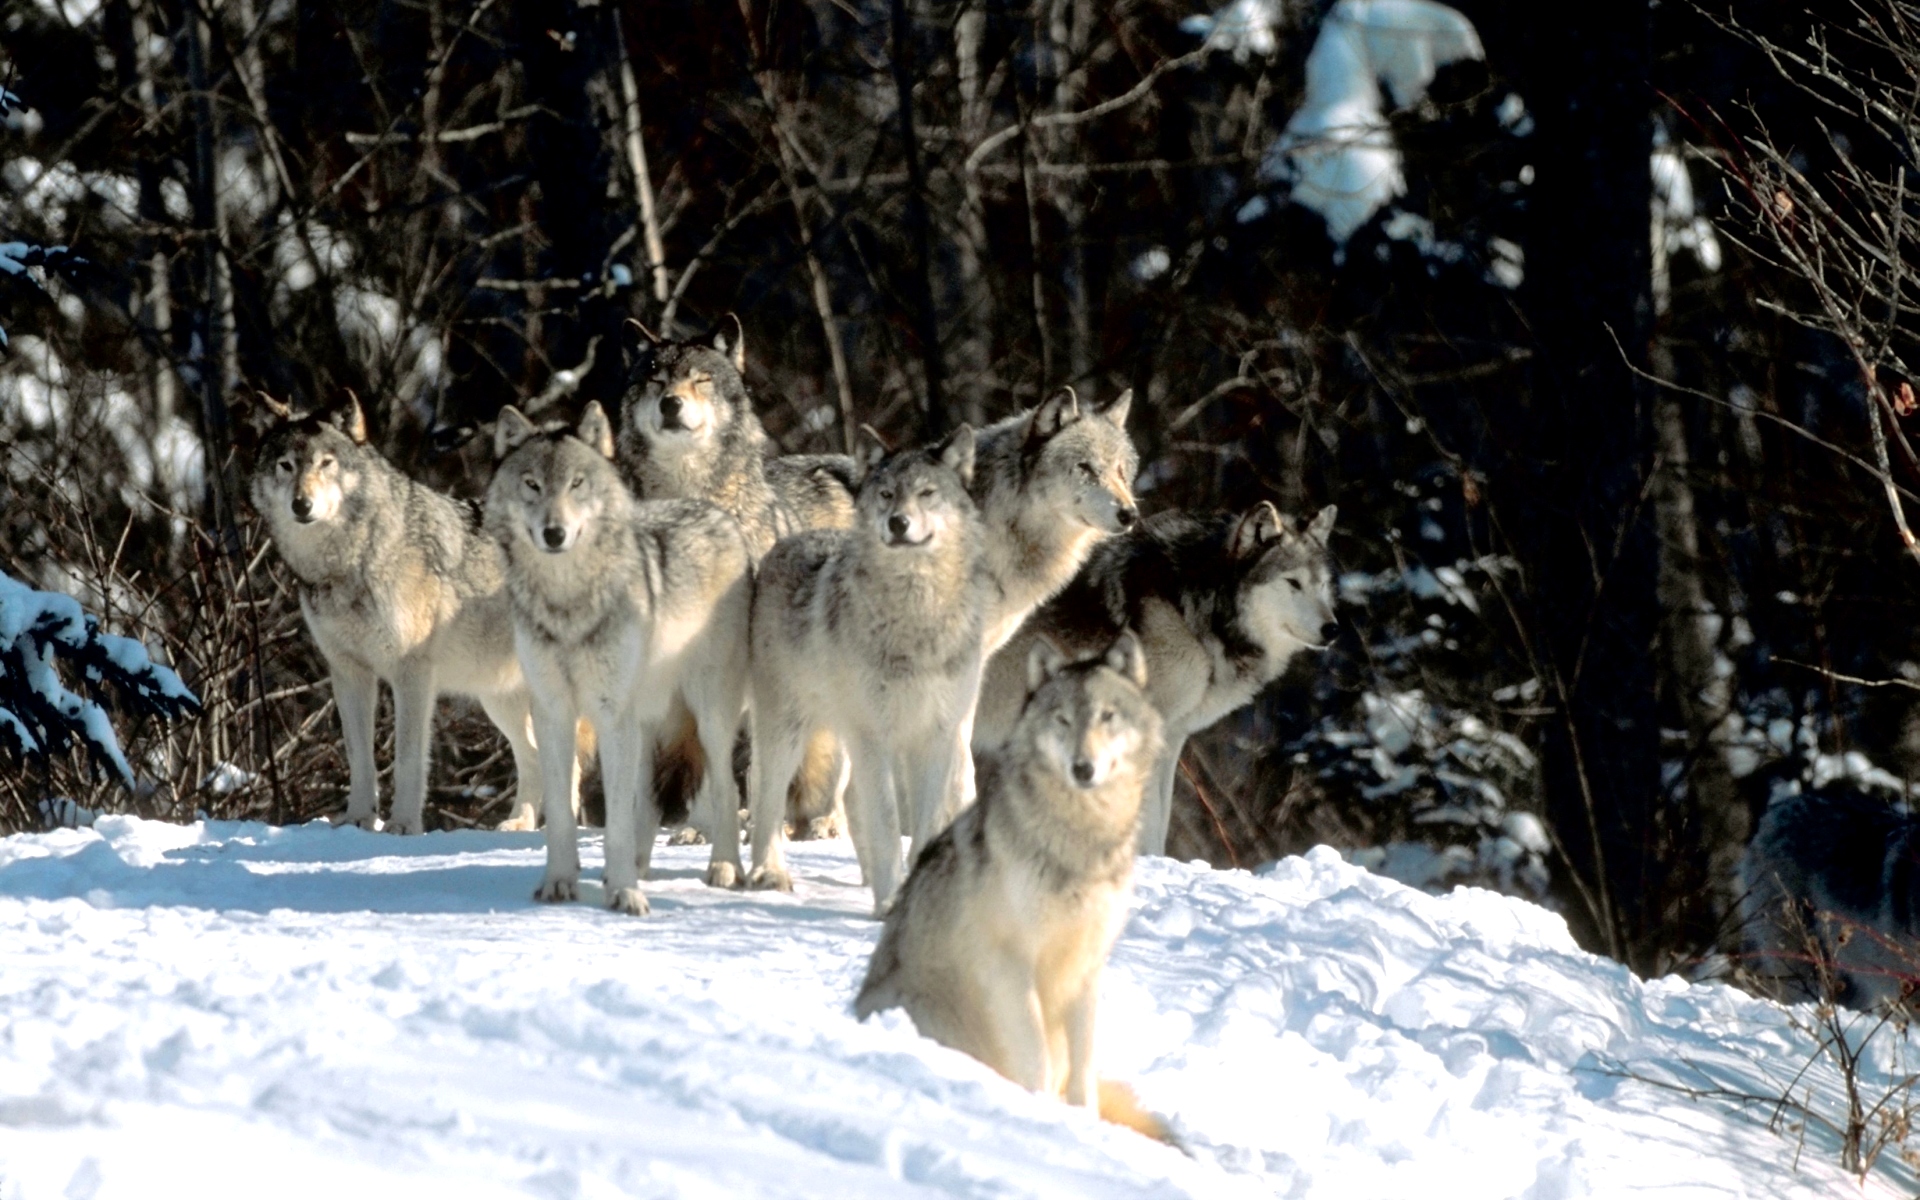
[386,665,438,835]
[329,657,381,829]
[1059,976,1100,1110]
[844,732,905,915]
[981,960,1051,1094]
[597,706,650,916]
[480,689,543,831]
[1136,739,1184,857]
[529,691,582,902]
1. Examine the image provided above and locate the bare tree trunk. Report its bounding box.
[185,0,238,548]
[890,0,947,441]
[953,5,995,424]
[611,7,669,306]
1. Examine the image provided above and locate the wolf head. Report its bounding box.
[250,394,373,528]
[1230,502,1339,653]
[1016,387,1139,534]
[854,425,979,549]
[615,316,758,470]
[486,401,631,555]
[1021,632,1163,794]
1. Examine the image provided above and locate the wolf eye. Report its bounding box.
[1288,578,1303,592]
[1099,710,1115,724]
[878,488,895,502]
[523,476,542,494]
[1054,712,1072,727]
[569,475,585,491]
[317,456,334,469]
[918,487,935,499]
[1078,462,1096,478]
[276,459,294,474]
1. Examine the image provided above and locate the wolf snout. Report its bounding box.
[1115,505,1138,529]
[659,394,683,426]
[1320,621,1340,643]
[887,514,911,540]
[290,496,314,522]
[541,525,569,550]
[1071,758,1096,786]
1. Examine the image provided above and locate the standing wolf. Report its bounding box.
[746,428,988,912]
[976,502,1338,856]
[487,401,751,913]
[855,633,1168,1139]
[250,394,551,836]
[615,317,854,839]
[1741,788,1920,1007]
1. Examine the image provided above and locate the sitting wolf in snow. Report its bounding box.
[856,632,1168,1140]
[975,502,1338,856]
[250,393,556,836]
[746,427,989,913]
[487,401,752,914]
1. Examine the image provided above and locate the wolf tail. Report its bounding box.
[1098,1079,1173,1144]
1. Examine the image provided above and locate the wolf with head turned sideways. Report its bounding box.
[976,501,1338,856]
[248,393,558,837]
[486,401,752,915]
[856,632,1170,1141]
[746,427,991,913]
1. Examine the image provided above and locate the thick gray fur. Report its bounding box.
[249,395,551,836]
[746,427,990,913]
[486,402,752,914]
[856,633,1164,1110]
[975,502,1337,856]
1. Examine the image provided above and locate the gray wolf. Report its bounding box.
[249,393,554,836]
[486,401,752,913]
[614,317,854,839]
[854,633,1170,1140]
[1741,787,1920,1008]
[974,502,1338,856]
[745,427,988,913]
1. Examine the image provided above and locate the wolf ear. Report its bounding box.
[256,390,295,423]
[1104,388,1133,429]
[1026,637,1069,694]
[494,405,537,459]
[1031,386,1081,439]
[854,423,891,482]
[1306,504,1337,544]
[325,390,369,445]
[711,312,746,373]
[624,317,664,346]
[576,401,616,459]
[1230,501,1284,558]
[940,423,976,488]
[1104,630,1149,689]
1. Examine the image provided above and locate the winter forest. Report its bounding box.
[6,0,1920,1194]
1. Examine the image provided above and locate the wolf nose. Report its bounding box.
[1320,621,1340,642]
[659,395,682,424]
[1071,759,1095,786]
[887,514,911,539]
[1116,505,1138,529]
[542,525,567,550]
[290,496,313,521]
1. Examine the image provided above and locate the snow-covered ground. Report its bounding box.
[0,816,1907,1199]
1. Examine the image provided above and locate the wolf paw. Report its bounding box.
[705,861,741,889]
[495,809,537,832]
[533,878,578,903]
[800,813,841,841]
[607,886,650,916]
[668,826,709,846]
[331,809,378,831]
[384,815,423,836]
[747,865,794,893]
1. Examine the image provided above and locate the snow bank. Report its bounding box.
[0,817,1905,1198]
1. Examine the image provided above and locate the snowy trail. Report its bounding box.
[0,817,1906,1199]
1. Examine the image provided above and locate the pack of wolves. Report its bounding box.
[248,318,1339,1130]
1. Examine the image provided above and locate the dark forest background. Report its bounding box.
[2,0,1917,980]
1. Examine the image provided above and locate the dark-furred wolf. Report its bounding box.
[746,428,989,913]
[856,633,1169,1140]
[1742,788,1920,1007]
[975,502,1337,856]
[487,402,752,914]
[250,393,556,836]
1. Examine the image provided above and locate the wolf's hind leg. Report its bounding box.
[330,658,381,829]
[480,689,542,831]
[747,714,808,892]
[690,698,745,888]
[1136,741,1182,857]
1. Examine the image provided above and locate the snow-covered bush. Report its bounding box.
[0,568,198,786]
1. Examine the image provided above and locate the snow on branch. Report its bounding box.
[0,569,198,786]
